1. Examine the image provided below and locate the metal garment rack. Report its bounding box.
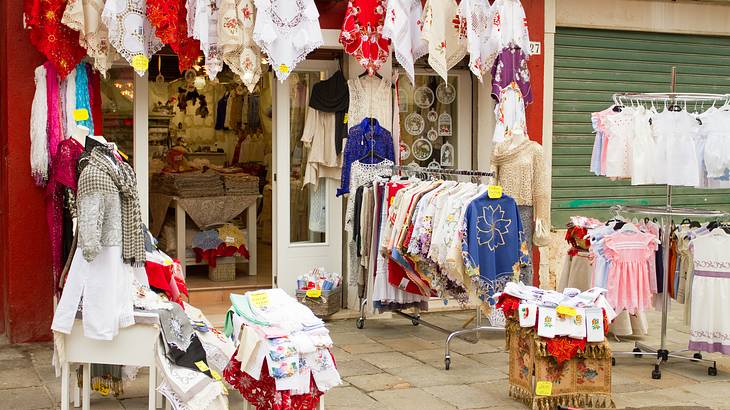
[356,165,504,370]
[607,69,730,378]
[608,205,728,379]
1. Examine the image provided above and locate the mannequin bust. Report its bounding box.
[71,125,90,145]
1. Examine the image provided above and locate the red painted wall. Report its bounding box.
[1,0,55,342]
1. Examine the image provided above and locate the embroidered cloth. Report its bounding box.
[102,0,164,76]
[192,0,223,79]
[340,0,390,75]
[420,0,467,82]
[24,0,87,77]
[147,0,201,72]
[62,0,119,76]
[219,0,263,92]
[253,0,323,81]
[382,0,427,85]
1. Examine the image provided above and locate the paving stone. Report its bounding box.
[344,373,411,392]
[404,348,473,369]
[0,387,53,409]
[387,363,506,388]
[332,332,379,345]
[340,343,393,355]
[360,351,422,370]
[329,345,354,362]
[379,337,438,352]
[447,338,504,356]
[336,359,383,378]
[0,367,42,389]
[370,387,457,410]
[0,346,27,361]
[613,387,706,408]
[423,383,515,409]
[324,386,378,408]
[468,352,509,370]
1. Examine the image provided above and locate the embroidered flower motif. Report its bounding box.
[476,205,512,251]
[591,318,600,330]
[520,241,529,255]
[242,5,253,19]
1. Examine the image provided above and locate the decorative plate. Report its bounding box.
[399,141,411,161]
[412,137,433,161]
[405,112,425,136]
[427,109,438,122]
[427,128,438,141]
[414,86,435,108]
[436,82,456,104]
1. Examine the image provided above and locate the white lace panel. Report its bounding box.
[253,0,323,81]
[62,0,119,76]
[219,0,262,92]
[193,0,223,79]
[102,0,164,76]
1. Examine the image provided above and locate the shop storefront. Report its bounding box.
[0,0,546,343]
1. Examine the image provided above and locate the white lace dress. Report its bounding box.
[253,0,323,81]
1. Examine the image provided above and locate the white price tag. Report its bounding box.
[529,41,542,55]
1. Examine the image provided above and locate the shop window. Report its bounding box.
[101,66,135,162]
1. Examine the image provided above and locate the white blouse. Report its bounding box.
[253,0,323,81]
[347,76,393,131]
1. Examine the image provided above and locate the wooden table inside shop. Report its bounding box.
[171,195,260,277]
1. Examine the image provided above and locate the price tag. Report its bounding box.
[279,64,289,73]
[487,185,503,199]
[225,236,235,243]
[131,54,149,72]
[210,370,222,381]
[343,113,349,124]
[529,41,542,55]
[250,291,270,308]
[195,361,210,372]
[556,305,577,317]
[73,109,89,122]
[306,289,322,298]
[535,381,552,396]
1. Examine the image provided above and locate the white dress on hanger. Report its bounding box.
[651,109,700,186]
[630,106,656,185]
[603,107,635,179]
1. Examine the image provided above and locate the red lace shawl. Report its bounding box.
[24,0,86,78]
[340,0,390,75]
[147,0,201,72]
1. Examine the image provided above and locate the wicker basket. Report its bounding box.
[295,286,342,318]
[208,257,236,281]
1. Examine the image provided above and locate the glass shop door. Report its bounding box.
[273,60,341,295]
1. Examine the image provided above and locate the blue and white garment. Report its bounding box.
[337,117,395,196]
[75,62,94,134]
[461,194,529,298]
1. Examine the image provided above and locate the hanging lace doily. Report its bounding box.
[405,112,425,136]
[411,137,433,161]
[102,0,164,76]
[440,141,454,167]
[438,112,453,136]
[436,81,456,104]
[414,86,434,108]
[427,128,438,142]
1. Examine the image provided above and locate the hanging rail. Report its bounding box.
[357,165,501,370]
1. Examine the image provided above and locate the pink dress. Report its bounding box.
[603,231,657,314]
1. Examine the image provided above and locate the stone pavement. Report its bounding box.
[2,304,730,409]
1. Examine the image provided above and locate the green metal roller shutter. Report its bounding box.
[552,27,730,226]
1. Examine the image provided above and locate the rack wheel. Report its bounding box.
[611,357,616,366]
[356,318,365,329]
[633,347,642,358]
[412,316,420,326]
[652,365,661,380]
[445,357,451,370]
[709,366,718,376]
[693,352,703,360]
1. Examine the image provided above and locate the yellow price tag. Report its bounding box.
[306,289,322,298]
[279,64,289,73]
[535,381,552,396]
[343,113,349,124]
[556,305,577,317]
[487,185,503,199]
[73,109,89,122]
[211,370,222,381]
[195,361,210,372]
[250,291,270,308]
[131,54,149,72]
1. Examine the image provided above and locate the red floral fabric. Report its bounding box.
[495,293,521,319]
[546,336,586,364]
[147,0,201,72]
[565,226,590,256]
[339,0,390,75]
[145,260,189,306]
[193,243,250,268]
[24,0,86,78]
[224,356,323,410]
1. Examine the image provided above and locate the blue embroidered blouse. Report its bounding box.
[461,193,530,298]
[337,117,395,196]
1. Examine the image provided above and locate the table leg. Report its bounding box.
[61,362,69,410]
[73,374,80,408]
[148,363,157,410]
[319,397,324,410]
[247,202,257,276]
[176,201,186,277]
[82,363,90,410]
[155,368,163,409]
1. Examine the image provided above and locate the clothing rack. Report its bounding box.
[608,204,728,378]
[356,165,500,371]
[607,67,730,378]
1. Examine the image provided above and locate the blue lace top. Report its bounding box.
[337,117,395,196]
[461,194,530,298]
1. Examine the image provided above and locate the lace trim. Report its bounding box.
[158,381,192,410]
[263,38,323,82]
[102,0,164,76]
